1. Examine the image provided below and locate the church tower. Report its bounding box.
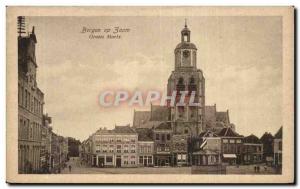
[167,22,205,136]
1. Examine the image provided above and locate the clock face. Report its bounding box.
[183,50,190,58]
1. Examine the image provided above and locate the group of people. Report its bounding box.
[254,165,260,173]
[254,165,268,173]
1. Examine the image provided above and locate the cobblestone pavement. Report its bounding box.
[61,157,191,174]
[61,157,279,174]
[226,164,279,174]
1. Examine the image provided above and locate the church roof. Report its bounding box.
[216,112,229,123]
[133,111,151,127]
[204,105,217,122]
[154,122,172,130]
[150,105,170,121]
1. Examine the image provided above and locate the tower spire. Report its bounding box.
[185,18,187,28]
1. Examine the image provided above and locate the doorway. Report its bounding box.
[116,156,121,167]
[98,156,105,167]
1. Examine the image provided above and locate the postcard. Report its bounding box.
[6,6,294,184]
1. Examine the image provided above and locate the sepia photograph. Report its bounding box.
[6,6,294,183]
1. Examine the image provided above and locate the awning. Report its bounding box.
[223,154,237,158]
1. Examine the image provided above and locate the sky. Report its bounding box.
[26,16,282,141]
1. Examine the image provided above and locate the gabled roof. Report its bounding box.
[274,127,282,139]
[114,125,136,134]
[199,130,219,137]
[135,128,153,141]
[133,111,151,127]
[150,105,170,121]
[218,127,243,137]
[244,134,261,144]
[154,122,172,130]
[95,128,114,134]
[215,122,225,128]
[260,132,274,141]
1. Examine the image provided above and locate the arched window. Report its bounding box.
[176,77,185,98]
[190,77,195,84]
[184,129,189,134]
[188,77,197,95]
[178,77,184,85]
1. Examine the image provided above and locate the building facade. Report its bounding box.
[218,128,243,165]
[136,128,154,167]
[40,114,52,173]
[273,127,282,169]
[18,23,44,173]
[86,125,138,168]
[260,132,274,165]
[172,134,189,166]
[192,131,222,166]
[138,141,154,167]
[241,134,263,164]
[153,122,173,166]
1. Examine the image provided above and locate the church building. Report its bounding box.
[132,22,238,166]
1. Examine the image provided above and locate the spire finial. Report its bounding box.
[185,18,187,28]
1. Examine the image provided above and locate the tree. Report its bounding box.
[67,137,81,157]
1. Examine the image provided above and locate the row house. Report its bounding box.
[241,134,263,164]
[85,125,138,168]
[40,114,52,173]
[273,127,282,169]
[260,132,274,165]
[192,128,243,166]
[49,133,68,173]
[81,136,93,165]
[218,127,244,165]
[192,131,222,166]
[153,122,173,166]
[136,128,154,167]
[172,134,189,166]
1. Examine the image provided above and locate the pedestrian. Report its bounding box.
[257,166,260,173]
[69,165,72,172]
[254,165,256,173]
